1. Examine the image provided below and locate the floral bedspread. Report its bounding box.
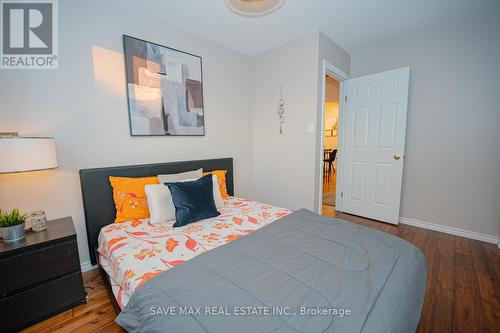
[98,197,292,308]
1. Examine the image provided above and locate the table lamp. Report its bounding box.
[0,132,58,241]
[0,132,58,173]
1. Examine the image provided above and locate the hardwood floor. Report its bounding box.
[323,207,500,333]
[23,209,499,332]
[322,169,337,202]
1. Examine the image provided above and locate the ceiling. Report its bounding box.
[108,0,500,56]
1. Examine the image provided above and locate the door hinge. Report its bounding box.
[341,192,344,198]
[344,96,347,102]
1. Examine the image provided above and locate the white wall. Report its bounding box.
[250,33,319,209]
[251,32,350,211]
[351,17,500,237]
[0,0,254,266]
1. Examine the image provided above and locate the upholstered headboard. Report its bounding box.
[79,158,234,265]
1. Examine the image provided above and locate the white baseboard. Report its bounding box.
[399,217,499,245]
[81,261,97,272]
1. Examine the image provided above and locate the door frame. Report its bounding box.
[316,60,349,214]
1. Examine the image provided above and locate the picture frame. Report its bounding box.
[123,35,205,136]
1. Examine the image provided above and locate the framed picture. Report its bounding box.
[123,35,205,136]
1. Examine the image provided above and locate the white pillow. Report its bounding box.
[145,184,176,224]
[210,175,224,210]
[157,168,203,184]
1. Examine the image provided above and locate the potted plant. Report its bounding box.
[0,208,29,242]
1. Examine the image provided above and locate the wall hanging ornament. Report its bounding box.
[277,86,285,134]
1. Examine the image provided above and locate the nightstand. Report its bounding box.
[0,216,86,332]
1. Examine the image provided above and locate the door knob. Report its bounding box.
[394,154,401,160]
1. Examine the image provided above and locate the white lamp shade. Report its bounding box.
[0,137,58,174]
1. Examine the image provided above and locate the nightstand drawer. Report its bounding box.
[0,239,80,297]
[0,271,86,333]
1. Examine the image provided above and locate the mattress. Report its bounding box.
[116,209,428,333]
[98,197,292,308]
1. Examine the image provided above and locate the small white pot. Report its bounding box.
[1,222,26,242]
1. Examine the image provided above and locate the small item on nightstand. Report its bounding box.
[24,215,32,231]
[30,210,47,232]
[0,208,28,242]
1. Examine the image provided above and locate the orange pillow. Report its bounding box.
[203,170,229,199]
[109,176,159,223]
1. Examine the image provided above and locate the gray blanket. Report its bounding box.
[116,209,427,333]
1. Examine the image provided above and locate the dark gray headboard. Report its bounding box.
[80,158,234,265]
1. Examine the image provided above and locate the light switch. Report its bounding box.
[307,123,315,133]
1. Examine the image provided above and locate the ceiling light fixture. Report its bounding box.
[225,0,286,17]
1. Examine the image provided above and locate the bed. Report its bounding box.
[80,158,428,333]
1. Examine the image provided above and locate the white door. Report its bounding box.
[340,67,409,224]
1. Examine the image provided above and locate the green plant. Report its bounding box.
[0,208,29,228]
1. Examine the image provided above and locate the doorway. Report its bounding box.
[317,61,349,215]
[322,75,340,213]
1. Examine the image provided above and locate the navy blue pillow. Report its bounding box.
[166,175,220,228]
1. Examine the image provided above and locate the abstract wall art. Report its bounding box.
[123,35,205,136]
